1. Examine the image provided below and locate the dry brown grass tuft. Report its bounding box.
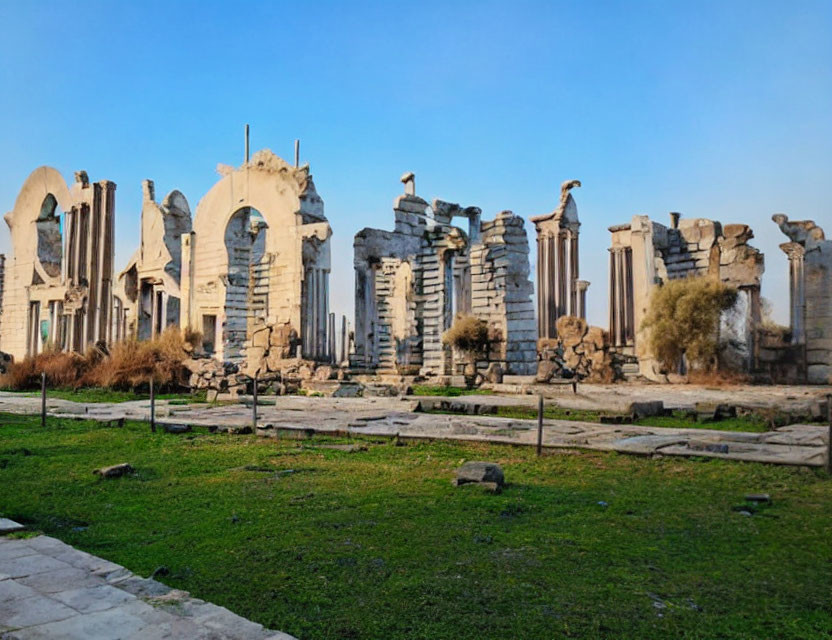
[183,326,203,350]
[0,327,190,392]
[0,349,88,390]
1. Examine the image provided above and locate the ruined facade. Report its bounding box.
[0,167,116,360]
[608,214,764,379]
[353,174,536,377]
[117,180,192,342]
[530,180,589,337]
[773,215,832,384]
[180,150,332,364]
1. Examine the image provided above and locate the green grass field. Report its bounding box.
[1,413,830,639]
[0,387,207,404]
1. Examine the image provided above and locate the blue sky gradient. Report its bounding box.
[1,0,830,325]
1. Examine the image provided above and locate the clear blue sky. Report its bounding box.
[1,0,830,326]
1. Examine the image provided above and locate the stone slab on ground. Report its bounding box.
[0,388,829,468]
[0,521,23,536]
[0,535,296,640]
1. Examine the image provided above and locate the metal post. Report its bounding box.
[536,394,544,457]
[294,139,300,168]
[245,124,250,164]
[40,372,46,428]
[826,394,831,475]
[149,378,156,433]
[252,373,258,431]
[572,380,577,394]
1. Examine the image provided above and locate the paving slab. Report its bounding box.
[0,388,829,467]
[0,523,23,536]
[0,535,296,639]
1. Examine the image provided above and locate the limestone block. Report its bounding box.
[556,316,588,347]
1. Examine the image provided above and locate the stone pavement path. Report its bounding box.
[0,388,829,467]
[0,533,295,640]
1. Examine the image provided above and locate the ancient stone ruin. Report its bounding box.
[180,150,333,366]
[607,213,764,380]
[117,180,192,342]
[0,150,828,389]
[0,167,116,359]
[772,215,832,384]
[530,180,589,337]
[352,173,536,379]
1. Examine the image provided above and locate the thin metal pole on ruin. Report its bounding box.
[252,373,258,432]
[826,394,831,475]
[149,378,156,433]
[40,372,46,428]
[536,394,544,457]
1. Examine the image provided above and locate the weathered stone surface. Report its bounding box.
[772,215,832,384]
[353,175,535,379]
[0,168,117,360]
[609,212,764,380]
[454,461,505,487]
[0,535,296,638]
[556,315,588,347]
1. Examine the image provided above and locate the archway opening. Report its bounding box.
[223,207,269,361]
[36,194,63,279]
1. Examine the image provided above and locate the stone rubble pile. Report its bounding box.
[536,316,616,383]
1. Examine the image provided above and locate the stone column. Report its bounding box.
[575,280,589,320]
[564,230,573,317]
[547,232,556,336]
[781,242,806,345]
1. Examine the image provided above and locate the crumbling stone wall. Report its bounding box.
[180,150,333,365]
[537,316,616,383]
[773,215,832,383]
[353,174,536,378]
[608,213,764,380]
[117,180,192,341]
[0,167,116,360]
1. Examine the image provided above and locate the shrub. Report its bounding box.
[442,315,490,359]
[641,276,738,372]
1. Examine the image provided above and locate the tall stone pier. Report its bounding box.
[530,180,586,339]
[773,214,832,383]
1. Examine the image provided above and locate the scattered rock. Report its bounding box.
[315,444,368,453]
[484,363,504,384]
[150,566,170,579]
[163,423,191,434]
[454,461,505,488]
[93,463,134,478]
[745,493,771,503]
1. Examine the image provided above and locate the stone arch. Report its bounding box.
[35,194,63,280]
[223,207,269,361]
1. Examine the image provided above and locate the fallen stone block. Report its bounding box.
[93,463,134,478]
[163,423,191,434]
[453,461,505,487]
